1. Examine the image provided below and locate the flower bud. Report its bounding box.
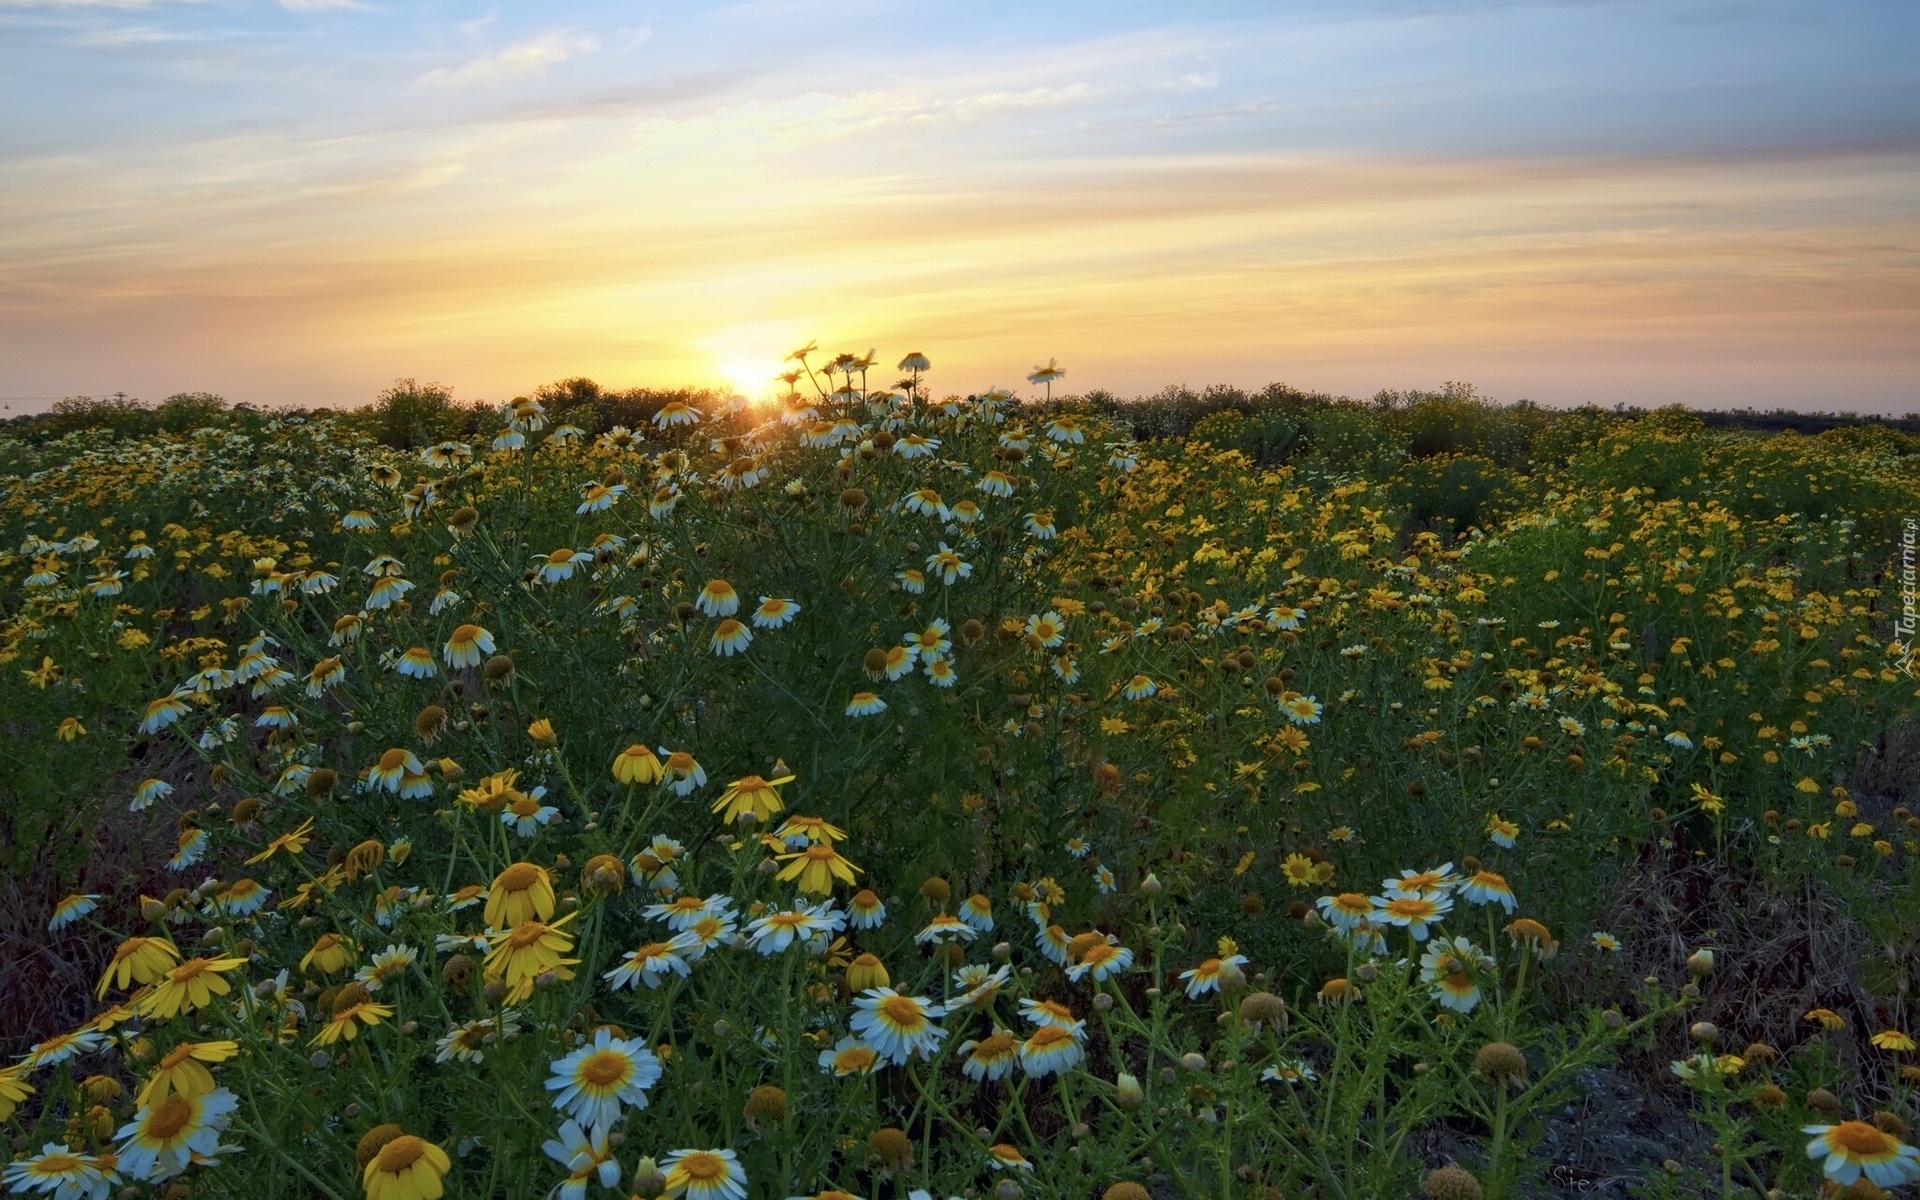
[1114,1073,1144,1109]
[630,1157,666,1198]
[1686,948,1714,977]
[1139,873,1163,896]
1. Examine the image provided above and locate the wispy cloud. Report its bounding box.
[416,30,598,89]
[0,0,194,7]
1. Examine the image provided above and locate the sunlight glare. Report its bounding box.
[705,323,797,404]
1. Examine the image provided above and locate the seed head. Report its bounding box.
[1475,1041,1527,1085]
[1421,1164,1484,1200]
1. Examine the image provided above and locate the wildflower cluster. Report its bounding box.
[2,353,1916,1196]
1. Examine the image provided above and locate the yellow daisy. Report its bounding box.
[136,956,248,1021]
[135,1040,238,1107]
[361,1134,452,1200]
[485,862,555,929]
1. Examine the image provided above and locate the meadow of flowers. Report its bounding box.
[1,352,1917,1199]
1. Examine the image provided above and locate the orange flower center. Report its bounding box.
[159,1043,197,1069]
[449,625,480,646]
[378,749,409,772]
[1828,1121,1897,1155]
[496,863,541,892]
[375,1136,427,1173]
[145,1096,194,1141]
[506,923,550,948]
[579,1050,629,1088]
[1029,1025,1072,1049]
[882,997,925,1026]
[804,846,836,862]
[680,1152,724,1181]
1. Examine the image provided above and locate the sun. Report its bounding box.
[718,357,777,401]
[704,323,797,403]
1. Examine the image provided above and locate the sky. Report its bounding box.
[1,0,1916,414]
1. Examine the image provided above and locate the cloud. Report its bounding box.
[416,30,598,89]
